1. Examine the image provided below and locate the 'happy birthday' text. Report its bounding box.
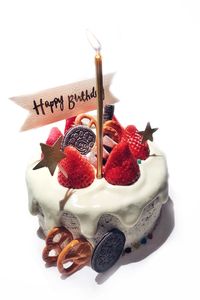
[32,87,97,115]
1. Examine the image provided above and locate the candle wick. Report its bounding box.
[86,29,102,52]
[96,50,101,58]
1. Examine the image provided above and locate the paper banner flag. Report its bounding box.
[10,73,118,131]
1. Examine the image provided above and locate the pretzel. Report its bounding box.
[42,227,73,265]
[75,113,97,128]
[57,238,93,276]
[42,244,62,264]
[103,120,123,143]
[103,126,119,143]
[45,227,73,248]
[103,120,124,142]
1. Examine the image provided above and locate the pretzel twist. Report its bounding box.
[42,227,73,265]
[57,238,93,276]
[42,244,62,264]
[75,113,97,128]
[45,227,73,247]
[103,120,123,143]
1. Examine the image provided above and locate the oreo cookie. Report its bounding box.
[62,125,96,155]
[91,228,126,273]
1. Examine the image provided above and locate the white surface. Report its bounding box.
[0,0,200,299]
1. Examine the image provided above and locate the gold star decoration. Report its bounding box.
[33,136,66,176]
[138,122,158,143]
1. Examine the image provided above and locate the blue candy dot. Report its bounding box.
[140,237,147,244]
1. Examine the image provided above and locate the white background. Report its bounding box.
[0,0,200,299]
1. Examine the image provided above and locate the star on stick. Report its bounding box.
[138,122,158,143]
[59,189,74,211]
[33,136,66,176]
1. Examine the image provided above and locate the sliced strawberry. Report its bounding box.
[64,116,76,133]
[104,142,140,186]
[46,127,63,146]
[58,146,95,189]
[122,125,149,160]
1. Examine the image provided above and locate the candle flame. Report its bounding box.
[86,29,101,52]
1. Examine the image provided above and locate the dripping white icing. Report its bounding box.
[26,143,168,238]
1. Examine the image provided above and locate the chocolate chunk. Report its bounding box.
[62,125,96,155]
[103,105,115,122]
[91,228,126,273]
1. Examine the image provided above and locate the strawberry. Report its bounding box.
[104,142,140,186]
[41,127,63,159]
[46,127,63,146]
[122,125,149,160]
[112,115,125,138]
[64,116,76,133]
[58,146,95,189]
[112,115,123,127]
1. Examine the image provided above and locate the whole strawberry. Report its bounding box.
[58,146,95,189]
[104,142,140,186]
[122,125,149,160]
[46,127,63,146]
[41,127,63,159]
[64,116,76,133]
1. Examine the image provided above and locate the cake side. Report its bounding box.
[26,142,168,244]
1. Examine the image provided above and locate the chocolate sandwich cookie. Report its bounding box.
[62,125,96,155]
[91,228,126,273]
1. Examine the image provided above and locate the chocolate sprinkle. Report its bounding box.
[91,228,125,273]
[61,125,96,155]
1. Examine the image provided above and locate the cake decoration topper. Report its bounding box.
[103,104,115,122]
[33,136,65,175]
[57,238,93,276]
[138,122,158,143]
[42,227,73,265]
[87,30,104,179]
[61,125,96,155]
[10,73,118,131]
[74,113,97,128]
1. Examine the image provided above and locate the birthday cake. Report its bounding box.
[26,106,169,276]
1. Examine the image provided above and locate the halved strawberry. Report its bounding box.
[122,125,149,160]
[104,142,140,186]
[58,146,95,189]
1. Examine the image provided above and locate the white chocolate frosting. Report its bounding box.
[26,142,168,240]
